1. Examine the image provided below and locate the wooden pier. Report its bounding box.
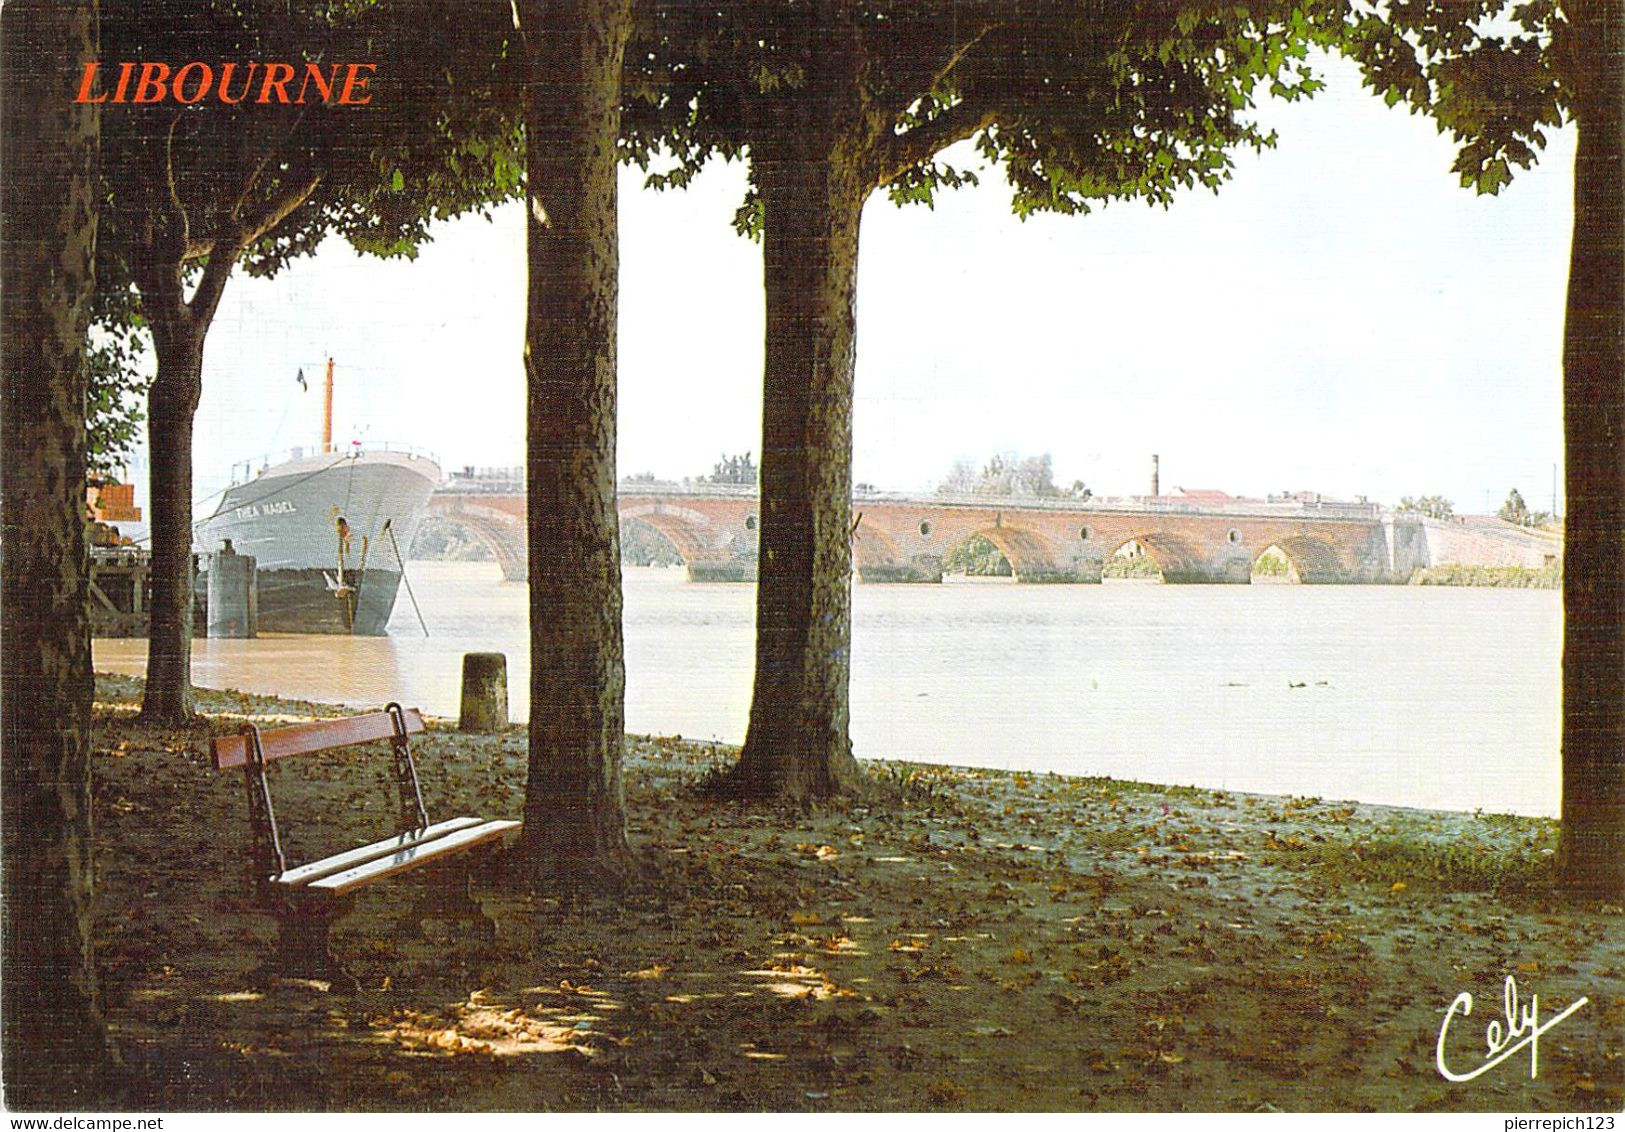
[89,549,151,638]
[89,550,207,639]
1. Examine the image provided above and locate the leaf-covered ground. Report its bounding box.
[89,675,1621,1112]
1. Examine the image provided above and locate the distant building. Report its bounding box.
[1267,489,1332,505]
[1167,487,1235,506]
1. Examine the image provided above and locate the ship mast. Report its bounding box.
[321,357,334,454]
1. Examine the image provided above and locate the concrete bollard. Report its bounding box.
[459,652,509,732]
[205,540,257,639]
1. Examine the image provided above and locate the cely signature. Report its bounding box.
[1436,973,1589,1083]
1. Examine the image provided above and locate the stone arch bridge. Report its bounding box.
[425,483,1437,585]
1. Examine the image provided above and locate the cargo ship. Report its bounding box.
[193,360,439,635]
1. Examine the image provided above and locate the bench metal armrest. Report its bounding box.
[388,701,430,835]
[241,722,288,887]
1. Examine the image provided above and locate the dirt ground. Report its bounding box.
[86,674,1622,1113]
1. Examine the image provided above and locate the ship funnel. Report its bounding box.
[322,357,334,454]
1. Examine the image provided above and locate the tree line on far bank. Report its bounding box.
[3,0,1619,1106]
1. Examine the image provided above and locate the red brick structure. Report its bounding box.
[425,484,1469,585]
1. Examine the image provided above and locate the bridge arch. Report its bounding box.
[940,523,1070,583]
[1105,532,1204,582]
[618,500,756,581]
[620,516,684,567]
[420,503,527,581]
[618,502,719,564]
[1253,534,1347,584]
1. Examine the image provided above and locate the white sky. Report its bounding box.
[172,51,1575,517]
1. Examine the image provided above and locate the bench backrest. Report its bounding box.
[212,708,426,770]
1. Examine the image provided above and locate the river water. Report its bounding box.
[92,561,1562,817]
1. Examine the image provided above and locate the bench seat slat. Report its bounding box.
[213,708,426,770]
[307,820,521,896]
[273,816,488,887]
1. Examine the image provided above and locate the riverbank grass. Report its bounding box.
[83,674,1621,1112]
[1408,562,1562,588]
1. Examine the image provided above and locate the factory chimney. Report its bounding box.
[1151,454,1160,498]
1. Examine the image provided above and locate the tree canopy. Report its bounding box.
[1340,0,1565,195]
[937,452,1088,499]
[1498,486,1553,528]
[1397,494,1455,519]
[703,451,759,485]
[88,0,526,477]
[624,2,1335,225]
[95,0,524,321]
[84,291,147,480]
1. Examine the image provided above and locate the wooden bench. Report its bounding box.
[212,703,520,987]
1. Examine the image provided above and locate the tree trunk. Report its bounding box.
[0,0,121,1105]
[1558,4,1624,899]
[726,138,866,800]
[138,323,205,724]
[515,0,635,888]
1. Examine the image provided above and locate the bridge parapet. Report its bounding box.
[914,492,1383,522]
[439,466,526,495]
[456,479,1388,522]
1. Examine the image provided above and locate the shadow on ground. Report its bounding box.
[88,675,1623,1112]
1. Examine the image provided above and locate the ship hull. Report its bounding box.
[195,449,438,636]
[255,567,404,635]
